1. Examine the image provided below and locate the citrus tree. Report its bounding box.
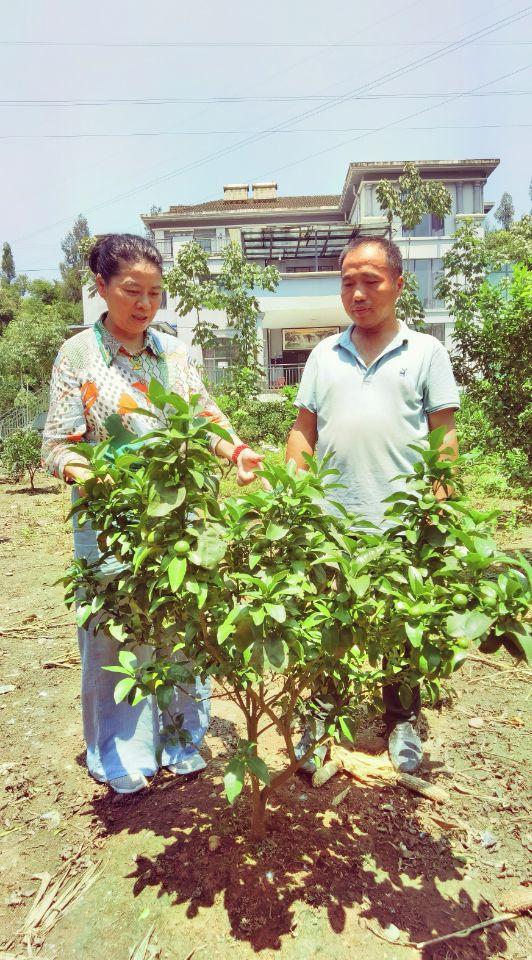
[62,386,531,838]
[1,429,42,490]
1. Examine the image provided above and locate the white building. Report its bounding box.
[83,159,498,388]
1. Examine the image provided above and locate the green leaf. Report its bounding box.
[398,683,413,710]
[264,522,289,542]
[197,583,208,609]
[108,622,127,642]
[408,567,424,597]
[133,545,151,572]
[428,425,446,450]
[418,644,441,674]
[156,685,173,710]
[265,603,286,624]
[103,413,137,450]
[116,649,137,671]
[246,754,270,785]
[338,715,357,743]
[224,758,246,804]
[76,605,92,627]
[351,575,370,599]
[113,676,136,704]
[264,636,288,670]
[446,610,494,641]
[217,605,243,643]
[190,530,227,569]
[168,556,187,591]
[91,595,105,613]
[249,551,261,571]
[405,622,423,647]
[147,379,168,410]
[147,486,186,517]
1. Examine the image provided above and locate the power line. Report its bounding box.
[1,90,530,107]
[253,65,532,186]
[1,39,531,47]
[2,123,531,142]
[14,6,532,244]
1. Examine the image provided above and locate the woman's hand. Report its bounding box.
[236,447,264,485]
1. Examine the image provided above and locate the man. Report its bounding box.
[287,237,459,773]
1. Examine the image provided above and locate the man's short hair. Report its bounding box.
[339,236,403,276]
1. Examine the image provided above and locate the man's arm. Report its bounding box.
[427,407,459,501]
[286,407,318,470]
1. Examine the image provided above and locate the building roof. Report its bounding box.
[141,159,500,226]
[162,194,341,215]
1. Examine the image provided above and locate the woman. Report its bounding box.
[42,233,262,794]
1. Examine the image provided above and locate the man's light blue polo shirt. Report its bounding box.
[295,321,460,529]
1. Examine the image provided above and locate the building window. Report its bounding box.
[363,184,384,217]
[194,229,216,252]
[455,182,478,215]
[427,322,446,343]
[160,289,167,309]
[202,332,237,372]
[155,231,174,256]
[410,258,444,309]
[402,213,445,238]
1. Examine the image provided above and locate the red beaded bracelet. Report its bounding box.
[231,443,250,464]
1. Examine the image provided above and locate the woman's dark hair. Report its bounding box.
[339,236,403,276]
[88,233,163,281]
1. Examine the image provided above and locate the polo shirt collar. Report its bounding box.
[336,320,410,361]
[94,314,162,367]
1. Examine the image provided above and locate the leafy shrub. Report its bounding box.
[230,399,296,446]
[63,386,531,839]
[457,394,529,489]
[211,390,296,446]
[455,393,501,454]
[279,385,298,403]
[1,429,41,489]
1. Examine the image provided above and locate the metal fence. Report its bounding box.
[0,387,50,441]
[203,364,307,393]
[265,364,306,390]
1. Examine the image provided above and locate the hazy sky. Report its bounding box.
[1,0,531,278]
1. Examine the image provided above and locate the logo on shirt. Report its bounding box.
[399,368,407,377]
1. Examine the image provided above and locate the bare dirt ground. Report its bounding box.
[1,473,531,960]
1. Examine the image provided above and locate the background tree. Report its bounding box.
[28,278,64,305]
[395,270,426,332]
[484,214,532,268]
[494,192,515,231]
[0,298,78,413]
[375,163,451,331]
[165,240,279,396]
[164,242,221,353]
[59,214,90,303]
[1,429,42,491]
[436,220,531,476]
[375,162,452,258]
[1,242,16,285]
[216,242,279,389]
[0,283,21,329]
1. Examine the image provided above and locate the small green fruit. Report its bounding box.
[453,593,468,608]
[174,540,190,555]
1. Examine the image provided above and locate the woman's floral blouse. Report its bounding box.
[42,314,239,480]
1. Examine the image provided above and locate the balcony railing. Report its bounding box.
[265,364,306,389]
[204,364,307,392]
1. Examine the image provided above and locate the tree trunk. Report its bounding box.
[250,779,268,841]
